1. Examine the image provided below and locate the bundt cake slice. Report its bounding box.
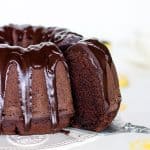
[64,39,121,132]
[0,42,74,135]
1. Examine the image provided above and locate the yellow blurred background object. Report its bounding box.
[130,138,150,150]
[119,103,127,112]
[119,74,129,88]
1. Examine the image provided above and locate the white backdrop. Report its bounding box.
[0,0,149,41]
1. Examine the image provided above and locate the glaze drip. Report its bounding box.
[85,39,121,109]
[0,47,32,130]
[0,43,63,131]
[0,75,4,130]
[44,60,58,126]
[43,46,62,126]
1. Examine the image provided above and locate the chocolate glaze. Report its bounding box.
[0,42,66,131]
[86,41,110,110]
[85,39,121,107]
[0,24,82,131]
[0,24,83,49]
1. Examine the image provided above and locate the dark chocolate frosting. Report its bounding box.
[0,42,66,130]
[0,24,82,131]
[0,24,83,49]
[85,39,121,109]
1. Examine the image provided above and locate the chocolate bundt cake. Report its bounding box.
[0,24,121,135]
